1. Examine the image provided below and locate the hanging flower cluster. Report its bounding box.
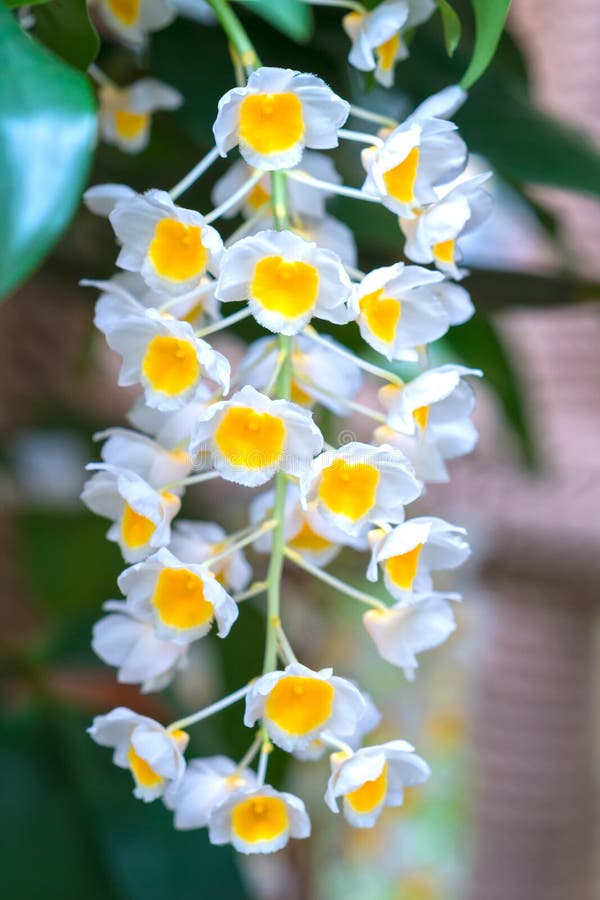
[83,0,489,857]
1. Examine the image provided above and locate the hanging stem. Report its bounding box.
[338,127,383,147]
[204,169,264,223]
[303,325,404,387]
[160,469,220,491]
[206,0,295,679]
[166,682,252,732]
[262,171,293,675]
[256,734,272,786]
[284,547,388,610]
[236,734,263,773]
[207,0,261,72]
[320,730,354,755]
[296,374,386,423]
[169,147,220,201]
[302,0,365,12]
[195,306,251,339]
[207,519,276,567]
[276,624,298,665]
[348,103,398,129]
[234,580,268,603]
[88,63,116,87]
[286,168,379,203]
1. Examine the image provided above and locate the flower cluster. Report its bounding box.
[83,0,489,858]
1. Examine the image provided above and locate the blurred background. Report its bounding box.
[1,1,599,898]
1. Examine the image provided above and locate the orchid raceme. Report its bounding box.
[83,0,492,857]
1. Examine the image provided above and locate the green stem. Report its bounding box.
[262,171,293,674]
[207,0,261,71]
[208,0,293,676]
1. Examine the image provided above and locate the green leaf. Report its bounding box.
[0,711,251,900]
[0,5,97,300]
[457,82,600,197]
[237,0,313,42]
[34,0,100,70]
[436,0,461,56]
[15,510,123,619]
[5,0,50,7]
[444,312,537,467]
[466,268,600,311]
[461,0,511,88]
[396,27,600,197]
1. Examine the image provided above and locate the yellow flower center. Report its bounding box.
[433,239,455,264]
[151,567,214,630]
[121,503,155,549]
[127,743,164,788]
[214,406,286,469]
[289,379,313,406]
[246,181,271,210]
[107,0,140,25]
[141,335,200,396]
[114,110,148,140]
[359,287,401,343]
[265,675,334,735]
[250,255,319,319]
[289,520,333,554]
[413,405,429,432]
[318,459,380,522]
[238,92,304,155]
[383,146,420,204]
[399,874,438,900]
[376,33,400,72]
[345,762,388,813]
[384,542,424,590]
[148,218,207,282]
[231,795,289,844]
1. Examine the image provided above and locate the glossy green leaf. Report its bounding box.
[461,0,511,88]
[0,5,97,300]
[436,0,461,56]
[34,0,100,70]
[444,312,537,467]
[237,0,313,42]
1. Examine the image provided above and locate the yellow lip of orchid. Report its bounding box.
[213,66,349,171]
